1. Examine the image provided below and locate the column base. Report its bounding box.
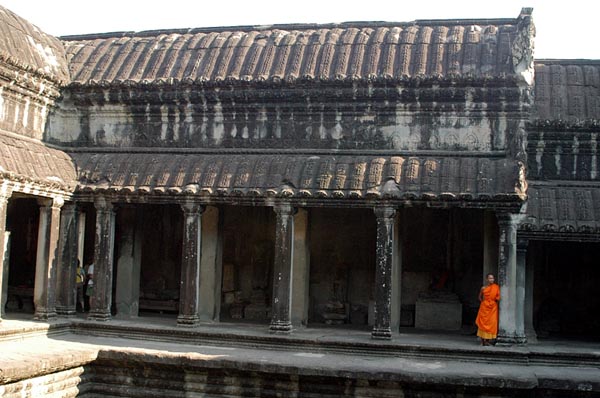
[525,328,538,344]
[88,310,111,321]
[269,321,292,334]
[496,333,527,346]
[177,314,200,327]
[371,327,392,340]
[56,306,77,317]
[33,309,57,321]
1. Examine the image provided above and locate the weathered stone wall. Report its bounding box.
[0,75,59,140]
[309,208,376,325]
[527,129,600,180]
[46,82,528,154]
[221,205,275,322]
[400,208,484,326]
[0,366,89,398]
[137,204,183,309]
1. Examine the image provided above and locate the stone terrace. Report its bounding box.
[1,315,599,397]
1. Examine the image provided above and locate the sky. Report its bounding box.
[1,0,598,60]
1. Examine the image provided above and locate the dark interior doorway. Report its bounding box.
[531,240,600,340]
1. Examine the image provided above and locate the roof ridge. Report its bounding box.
[59,17,521,42]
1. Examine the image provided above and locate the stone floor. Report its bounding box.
[1,313,599,395]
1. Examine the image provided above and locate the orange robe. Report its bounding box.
[475,283,500,339]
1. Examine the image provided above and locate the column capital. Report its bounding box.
[374,206,396,220]
[61,201,78,213]
[180,200,205,215]
[94,196,113,211]
[496,211,525,227]
[517,235,529,251]
[37,196,65,210]
[273,202,296,216]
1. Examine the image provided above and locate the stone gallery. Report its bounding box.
[0,5,599,394]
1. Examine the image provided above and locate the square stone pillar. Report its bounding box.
[55,203,79,317]
[390,210,402,333]
[115,206,142,318]
[517,236,531,343]
[291,208,310,328]
[496,212,526,345]
[372,206,396,340]
[0,188,11,322]
[88,197,116,321]
[34,197,64,320]
[77,212,86,271]
[524,240,537,342]
[269,203,295,334]
[198,206,222,322]
[178,201,204,326]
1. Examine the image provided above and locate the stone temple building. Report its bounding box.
[0,3,599,357]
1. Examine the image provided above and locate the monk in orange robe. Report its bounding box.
[475,273,500,346]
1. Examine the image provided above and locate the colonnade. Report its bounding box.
[0,192,530,344]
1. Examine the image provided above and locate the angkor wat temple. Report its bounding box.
[1,5,599,397]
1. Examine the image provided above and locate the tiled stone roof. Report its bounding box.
[521,183,600,234]
[62,10,534,86]
[71,151,526,201]
[0,133,77,192]
[0,6,69,84]
[532,60,600,124]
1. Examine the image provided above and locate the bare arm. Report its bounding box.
[478,286,484,302]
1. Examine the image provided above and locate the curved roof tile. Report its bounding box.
[62,11,534,85]
[0,5,69,84]
[533,60,600,123]
[521,184,600,234]
[70,152,525,201]
[0,133,77,192]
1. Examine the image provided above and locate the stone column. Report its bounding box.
[88,197,116,321]
[56,203,79,316]
[390,210,402,333]
[178,201,204,326]
[516,236,530,343]
[0,188,11,322]
[524,240,537,342]
[291,208,310,327]
[115,206,142,318]
[496,212,526,345]
[34,197,64,320]
[55,203,79,317]
[77,212,86,268]
[372,206,396,339]
[198,206,222,322]
[269,203,295,334]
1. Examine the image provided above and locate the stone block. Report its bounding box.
[415,299,462,330]
[222,263,235,292]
